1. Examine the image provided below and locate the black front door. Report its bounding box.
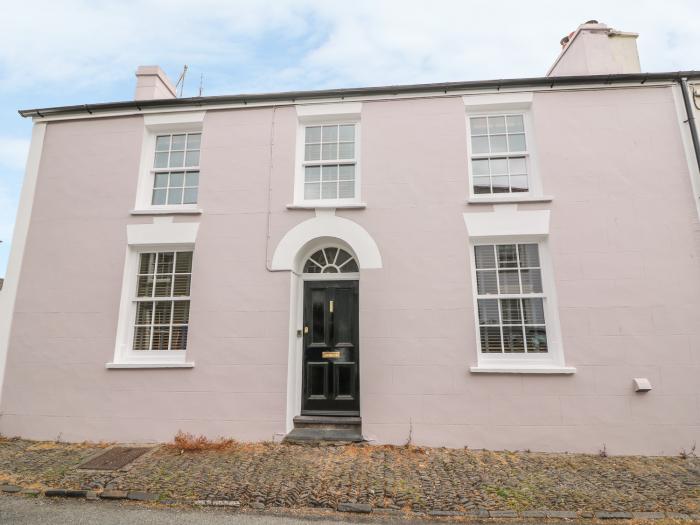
[302,280,359,415]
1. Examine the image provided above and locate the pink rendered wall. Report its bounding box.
[2,86,699,454]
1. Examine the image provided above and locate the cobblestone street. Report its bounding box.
[0,437,698,519]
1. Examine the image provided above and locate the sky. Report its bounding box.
[1,0,699,275]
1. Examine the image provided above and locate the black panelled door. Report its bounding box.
[302,280,359,415]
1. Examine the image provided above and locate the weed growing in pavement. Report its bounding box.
[168,431,237,452]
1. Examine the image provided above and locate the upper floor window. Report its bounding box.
[152,133,201,206]
[469,114,529,195]
[303,124,357,201]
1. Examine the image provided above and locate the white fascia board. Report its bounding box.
[463,205,550,238]
[126,221,199,246]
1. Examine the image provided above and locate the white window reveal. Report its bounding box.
[469,115,529,195]
[303,124,356,201]
[133,251,192,352]
[474,243,547,354]
[152,133,201,206]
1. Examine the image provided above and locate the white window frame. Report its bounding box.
[464,227,572,374]
[133,112,205,214]
[293,103,363,208]
[463,93,549,204]
[109,221,199,369]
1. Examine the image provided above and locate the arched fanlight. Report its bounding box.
[303,247,359,274]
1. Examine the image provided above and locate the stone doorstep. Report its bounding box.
[2,486,698,520]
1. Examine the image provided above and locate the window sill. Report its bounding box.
[469,365,576,374]
[105,362,195,369]
[467,195,553,205]
[286,203,367,210]
[130,208,203,216]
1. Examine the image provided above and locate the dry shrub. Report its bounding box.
[169,431,237,452]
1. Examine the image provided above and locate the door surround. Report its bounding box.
[284,239,361,433]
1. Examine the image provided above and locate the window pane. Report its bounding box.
[175,251,193,273]
[169,172,185,187]
[510,175,529,192]
[137,276,154,297]
[172,301,190,323]
[170,326,188,350]
[520,269,543,293]
[500,299,522,323]
[342,259,359,272]
[166,188,183,205]
[338,164,355,180]
[154,275,173,297]
[508,133,526,152]
[525,327,548,352]
[471,135,489,154]
[338,142,354,159]
[186,133,201,150]
[518,244,540,267]
[339,125,355,141]
[508,156,527,174]
[305,144,321,161]
[154,173,168,188]
[476,270,497,295]
[470,117,488,135]
[305,126,322,143]
[490,135,508,153]
[139,253,157,274]
[477,299,499,325]
[522,298,545,324]
[473,177,491,194]
[169,151,185,168]
[305,166,320,182]
[498,270,520,294]
[321,182,338,199]
[324,248,338,264]
[472,159,489,176]
[322,125,338,142]
[185,171,199,186]
[157,252,174,274]
[338,180,355,198]
[153,301,172,324]
[480,326,502,353]
[502,326,525,352]
[135,302,153,325]
[497,245,518,268]
[183,188,198,204]
[304,182,320,199]
[171,134,186,150]
[185,151,200,167]
[492,176,509,193]
[488,115,506,134]
[151,188,167,205]
[322,165,338,181]
[321,143,338,160]
[155,135,170,151]
[490,158,508,175]
[133,326,151,350]
[335,249,351,266]
[173,275,191,296]
[474,245,496,269]
[152,327,170,350]
[506,115,524,133]
[154,152,169,169]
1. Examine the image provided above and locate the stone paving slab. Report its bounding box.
[0,437,698,516]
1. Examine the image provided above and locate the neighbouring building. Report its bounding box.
[0,22,699,454]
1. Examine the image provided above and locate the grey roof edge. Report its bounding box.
[18,71,700,118]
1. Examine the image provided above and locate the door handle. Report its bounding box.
[329,300,334,313]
